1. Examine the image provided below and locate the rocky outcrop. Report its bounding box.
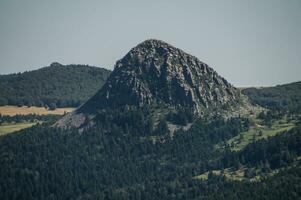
[80,39,238,113]
[57,39,240,128]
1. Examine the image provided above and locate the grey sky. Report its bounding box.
[0,0,300,87]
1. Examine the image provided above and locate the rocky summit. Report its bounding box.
[57,39,242,128]
[83,39,238,111]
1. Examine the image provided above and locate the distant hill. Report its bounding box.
[0,62,111,108]
[242,81,301,113]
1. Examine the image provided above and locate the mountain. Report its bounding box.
[242,81,301,113]
[58,39,247,128]
[0,62,111,108]
[0,39,300,200]
[83,39,238,111]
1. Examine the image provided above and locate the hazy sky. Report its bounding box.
[0,0,300,87]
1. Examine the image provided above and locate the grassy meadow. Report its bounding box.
[216,117,296,151]
[0,106,74,135]
[0,106,74,116]
[0,122,38,135]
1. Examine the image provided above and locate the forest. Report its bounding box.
[0,62,110,108]
[242,81,301,113]
[0,105,300,199]
[0,69,300,199]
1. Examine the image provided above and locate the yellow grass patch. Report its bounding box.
[0,106,74,116]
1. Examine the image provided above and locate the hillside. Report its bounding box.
[0,40,300,199]
[0,111,300,199]
[242,81,301,113]
[0,62,111,108]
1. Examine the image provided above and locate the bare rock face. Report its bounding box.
[57,39,240,128]
[81,39,238,112]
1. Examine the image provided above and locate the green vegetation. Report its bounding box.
[193,121,301,187]
[221,118,295,151]
[196,156,301,182]
[0,106,300,199]
[0,62,110,108]
[219,124,301,171]
[0,81,301,199]
[242,81,301,113]
[0,37,300,199]
[0,112,250,200]
[195,167,259,182]
[0,114,61,135]
[0,122,37,135]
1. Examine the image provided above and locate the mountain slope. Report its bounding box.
[242,81,301,113]
[1,111,300,199]
[58,39,246,128]
[0,62,111,108]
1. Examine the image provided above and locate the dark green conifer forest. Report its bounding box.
[0,62,111,108]
[242,81,301,113]
[0,105,300,199]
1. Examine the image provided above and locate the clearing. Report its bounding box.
[217,118,295,151]
[0,106,74,116]
[0,122,38,135]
